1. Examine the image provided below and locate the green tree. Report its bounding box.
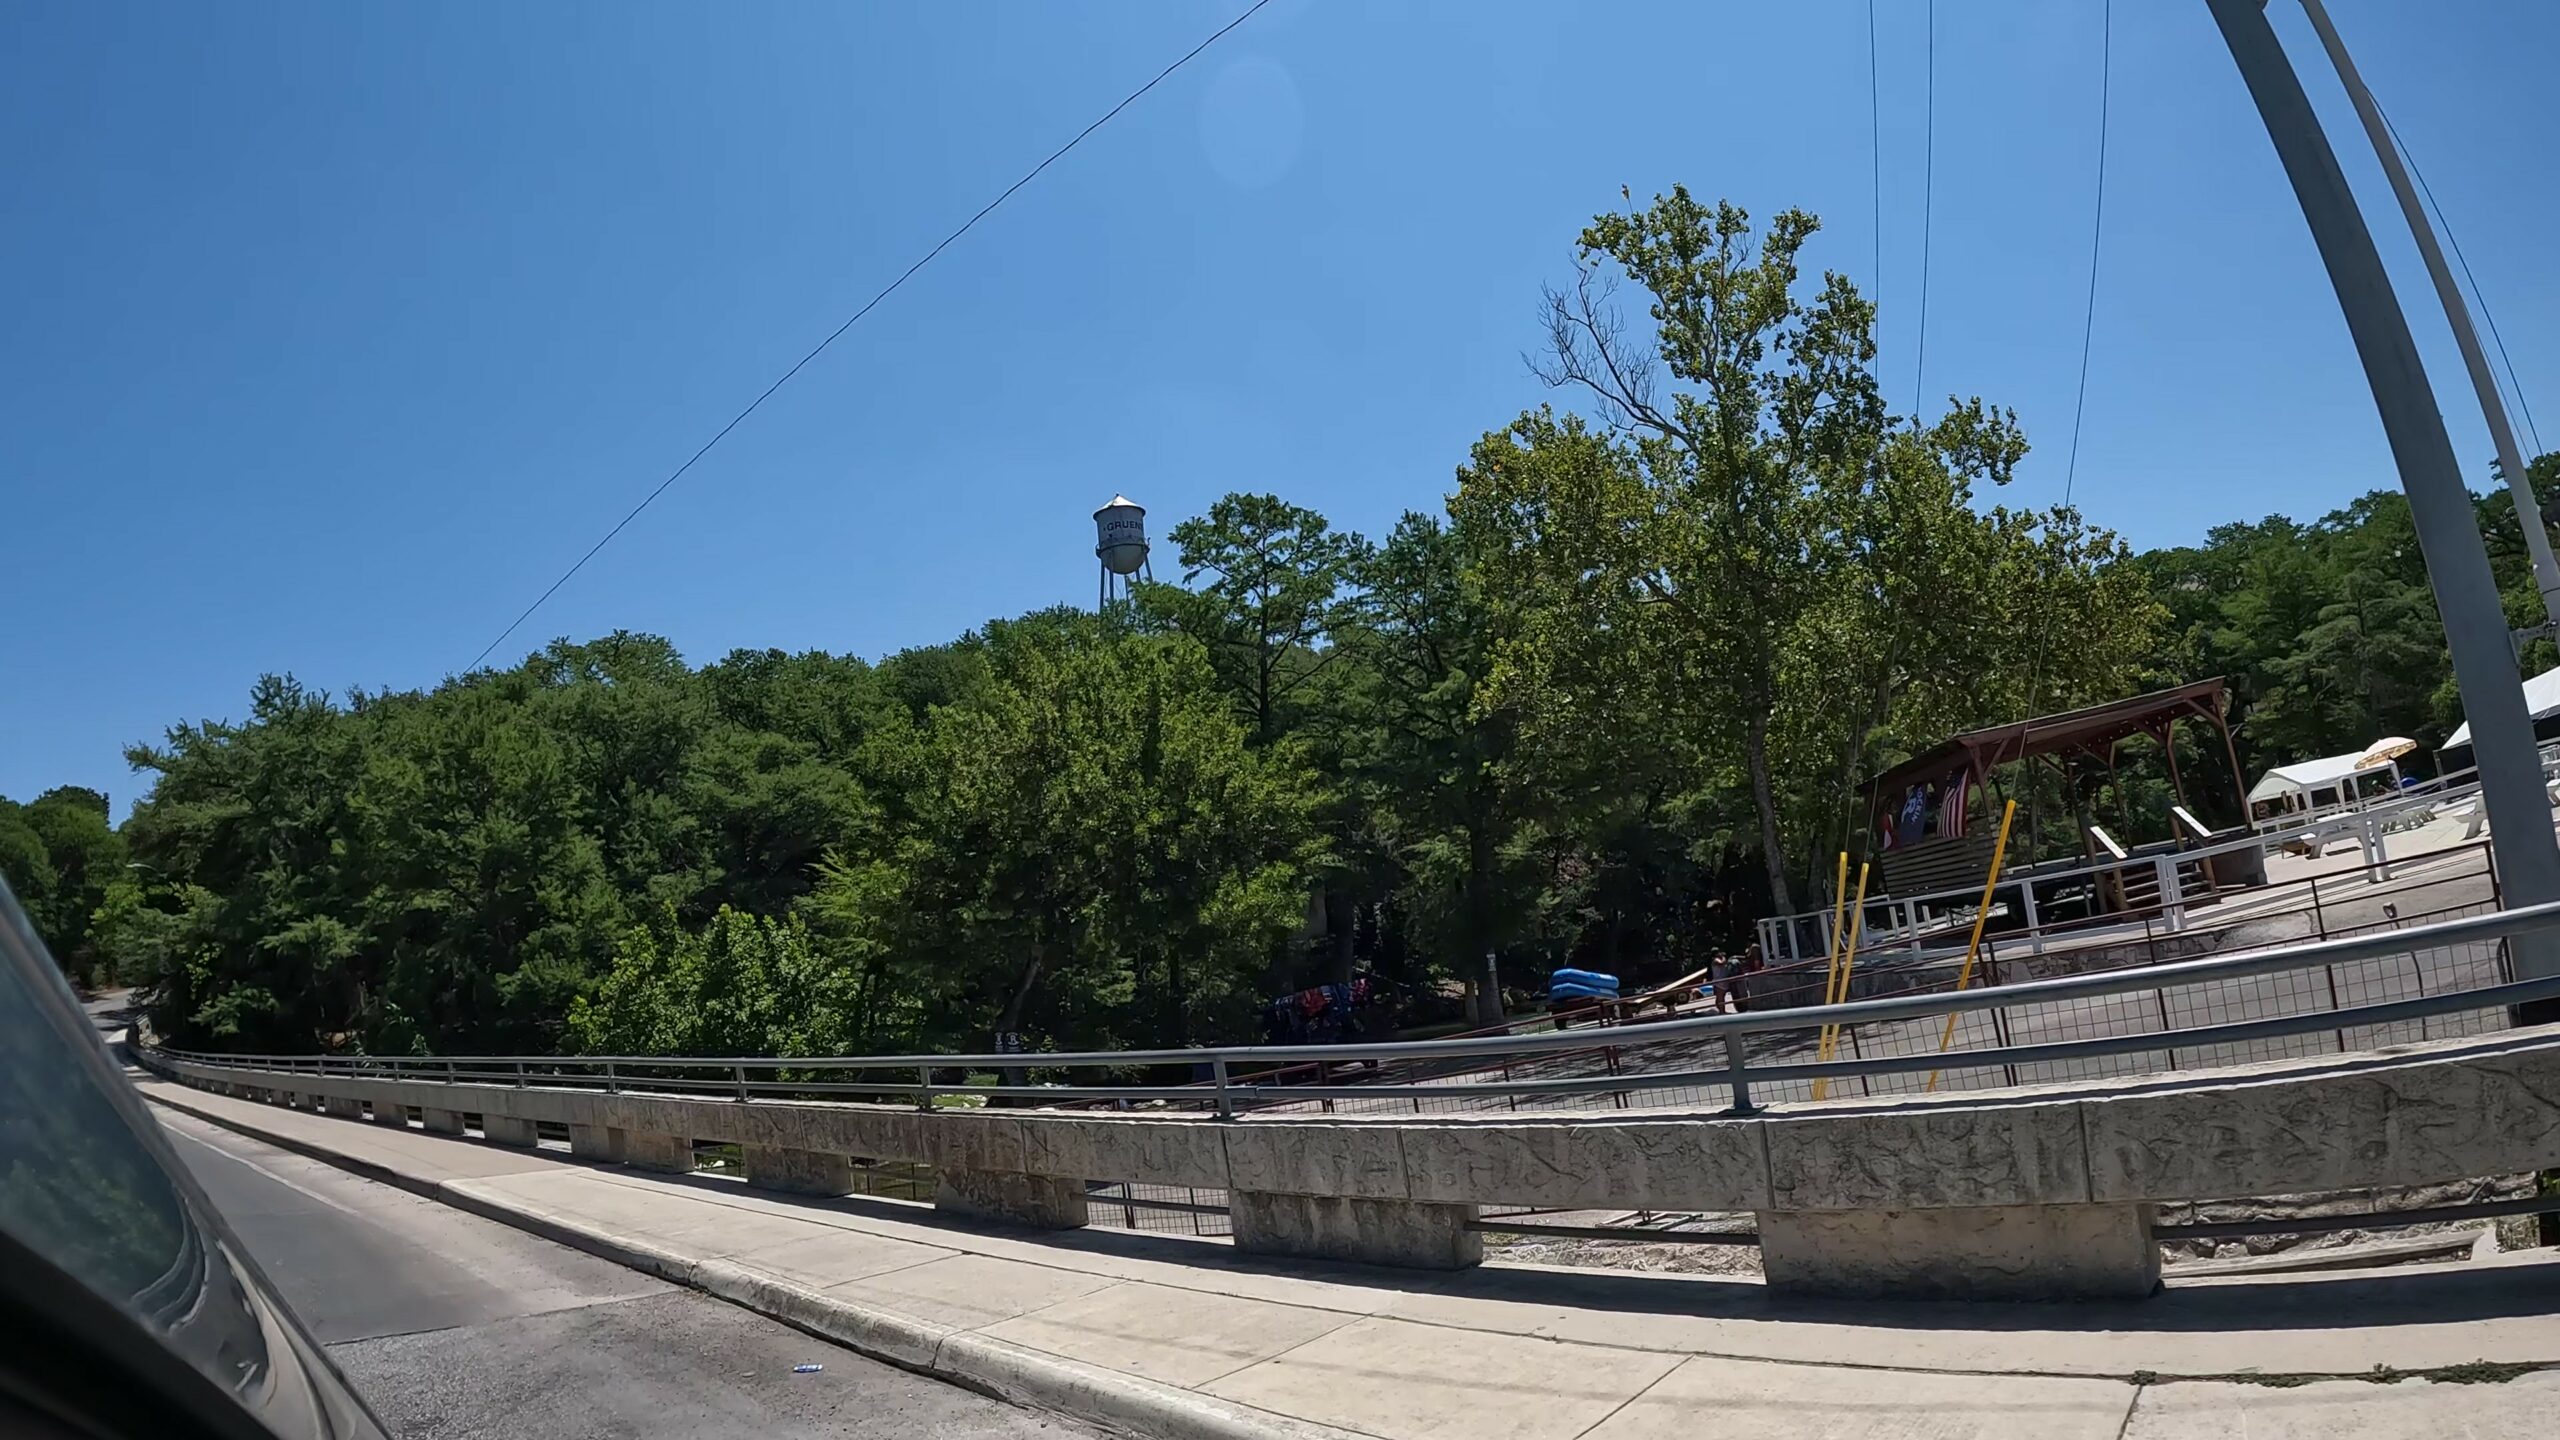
[1344,510,1544,1022]
[0,787,127,984]
[2133,487,2476,791]
[1139,493,1368,746]
[122,675,374,1047]
[0,800,55,952]
[1515,193,1896,913]
[569,905,863,1058]
[813,616,1324,1052]
[1479,191,2161,908]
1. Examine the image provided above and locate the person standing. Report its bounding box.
[1730,943,1765,1014]
[1703,952,1734,1014]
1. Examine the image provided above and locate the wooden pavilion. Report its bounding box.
[1865,678,2251,908]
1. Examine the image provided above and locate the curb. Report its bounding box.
[142,1091,1360,1440]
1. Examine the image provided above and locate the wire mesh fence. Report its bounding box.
[1083,1182,1233,1236]
[1234,854,2512,1114]
[1979,840,2499,984]
[851,1158,937,1203]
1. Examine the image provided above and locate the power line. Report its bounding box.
[2058,0,2112,513]
[465,0,1276,673]
[2376,104,2543,458]
[1846,1,1886,871]
[1826,0,1891,904]
[1868,0,1883,314]
[2026,0,2113,722]
[1910,0,1935,418]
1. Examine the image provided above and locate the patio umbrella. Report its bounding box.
[2356,736,2417,769]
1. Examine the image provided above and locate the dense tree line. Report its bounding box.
[0,786,126,988]
[7,189,2549,1060]
[2139,454,2560,775]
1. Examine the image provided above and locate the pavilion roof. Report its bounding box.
[1868,677,2229,801]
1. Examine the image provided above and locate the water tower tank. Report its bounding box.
[1094,496,1149,576]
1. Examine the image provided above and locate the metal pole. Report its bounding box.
[1722,1032,1754,1114]
[2154,854,2186,933]
[2205,0,2560,992]
[2296,0,2560,632]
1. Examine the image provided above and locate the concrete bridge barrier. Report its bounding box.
[145,1023,2560,1302]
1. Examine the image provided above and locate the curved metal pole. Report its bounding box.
[2204,0,2560,989]
[2295,0,2560,632]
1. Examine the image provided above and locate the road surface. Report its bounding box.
[154,1107,1088,1440]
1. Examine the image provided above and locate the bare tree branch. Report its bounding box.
[1530,267,1695,449]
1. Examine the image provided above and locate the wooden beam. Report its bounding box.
[2022,753,2043,864]
[2215,702,2250,826]
[2104,739,2136,839]
[2161,717,2193,817]
[2063,751,2097,864]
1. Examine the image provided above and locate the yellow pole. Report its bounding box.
[1827,863,1870,1008]
[1812,861,1871,1100]
[1926,799,2020,1092]
[1816,851,1850,1016]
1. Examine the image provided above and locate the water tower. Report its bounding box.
[1094,495,1152,607]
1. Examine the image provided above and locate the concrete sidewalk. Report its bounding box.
[138,1077,2560,1440]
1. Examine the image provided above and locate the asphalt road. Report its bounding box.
[155,1109,1089,1440]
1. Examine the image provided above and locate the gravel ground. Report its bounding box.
[2153,1174,2536,1266]
[1483,1210,1766,1278]
[1480,1174,2544,1281]
[1489,1234,1768,1278]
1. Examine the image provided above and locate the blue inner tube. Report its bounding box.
[1548,981,1618,1002]
[1549,968,1622,991]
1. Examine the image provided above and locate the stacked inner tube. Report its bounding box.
[1547,967,1621,1003]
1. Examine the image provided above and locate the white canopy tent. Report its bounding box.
[2246,750,2400,822]
[2441,663,2560,749]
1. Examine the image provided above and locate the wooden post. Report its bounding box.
[2160,718,2192,817]
[2026,755,2048,864]
[2215,703,2249,827]
[2062,751,2097,863]
[2103,740,2135,838]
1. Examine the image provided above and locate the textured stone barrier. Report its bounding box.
[148,1025,2560,1301]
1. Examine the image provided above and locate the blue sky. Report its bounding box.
[4,0,2554,817]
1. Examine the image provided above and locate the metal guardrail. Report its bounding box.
[1187,843,2493,1106]
[152,899,2560,1117]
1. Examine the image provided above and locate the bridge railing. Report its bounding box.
[152,898,2560,1118]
